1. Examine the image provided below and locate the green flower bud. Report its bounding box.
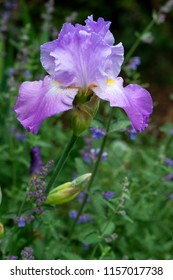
[72,93,100,136]
[0,223,4,239]
[45,173,91,205]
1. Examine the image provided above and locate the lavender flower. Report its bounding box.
[126,56,141,70]
[69,210,92,223]
[167,193,173,199]
[65,11,78,23]
[78,214,93,223]
[14,16,153,134]
[28,160,54,214]
[82,148,108,164]
[9,256,18,260]
[14,217,26,227]
[13,215,35,227]
[69,210,77,219]
[77,190,90,204]
[90,127,106,139]
[102,191,115,200]
[126,126,137,140]
[29,147,43,175]
[82,242,90,250]
[21,247,34,260]
[164,158,173,167]
[164,174,173,181]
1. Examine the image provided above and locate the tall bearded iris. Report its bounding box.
[14,16,153,134]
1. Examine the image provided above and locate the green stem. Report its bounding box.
[70,108,114,236]
[124,18,155,64]
[46,134,78,193]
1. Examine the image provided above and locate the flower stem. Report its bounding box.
[70,108,114,236]
[124,18,155,63]
[46,134,78,193]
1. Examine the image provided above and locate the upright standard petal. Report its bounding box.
[93,78,153,132]
[40,16,123,89]
[14,76,78,134]
[49,31,111,88]
[85,15,115,45]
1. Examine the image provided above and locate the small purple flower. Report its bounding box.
[10,126,27,141]
[167,193,173,199]
[29,147,43,175]
[77,190,90,204]
[21,247,34,260]
[82,242,90,250]
[102,191,115,200]
[82,148,108,164]
[9,256,18,260]
[164,158,173,167]
[164,174,173,181]
[14,16,153,134]
[14,216,26,227]
[90,127,106,139]
[69,210,92,223]
[69,210,78,219]
[126,126,137,140]
[78,214,92,223]
[126,56,141,70]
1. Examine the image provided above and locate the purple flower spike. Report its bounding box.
[14,15,153,134]
[29,147,43,175]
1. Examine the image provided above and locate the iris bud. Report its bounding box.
[72,94,100,136]
[0,223,4,239]
[45,173,91,205]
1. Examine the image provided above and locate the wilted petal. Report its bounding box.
[94,78,153,132]
[14,76,78,134]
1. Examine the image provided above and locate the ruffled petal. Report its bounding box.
[40,16,123,89]
[85,15,114,45]
[14,76,78,134]
[93,78,153,132]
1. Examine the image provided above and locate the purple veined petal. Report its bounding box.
[14,75,78,134]
[50,31,111,88]
[40,16,123,89]
[93,78,153,132]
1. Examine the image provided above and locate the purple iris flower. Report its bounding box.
[14,16,153,134]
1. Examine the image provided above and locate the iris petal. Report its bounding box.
[14,76,78,134]
[40,16,124,89]
[93,78,153,132]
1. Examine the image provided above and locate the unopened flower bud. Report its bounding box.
[45,173,91,205]
[72,94,100,136]
[0,223,4,239]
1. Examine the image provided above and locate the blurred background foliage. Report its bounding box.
[0,0,173,260]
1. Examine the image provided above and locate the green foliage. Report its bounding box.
[0,0,173,261]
